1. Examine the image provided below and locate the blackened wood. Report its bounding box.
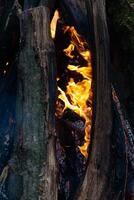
[0,2,20,199]
[0,62,17,172]
[0,0,20,67]
[58,0,89,41]
[24,0,40,9]
[10,6,57,200]
[0,0,15,31]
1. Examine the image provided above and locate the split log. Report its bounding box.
[52,0,127,199]
[8,6,57,200]
[57,1,126,199]
[75,0,126,200]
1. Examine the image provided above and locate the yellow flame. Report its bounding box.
[50,10,60,39]
[64,44,75,59]
[57,26,93,158]
[67,65,92,80]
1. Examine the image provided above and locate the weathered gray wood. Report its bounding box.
[12,6,57,200]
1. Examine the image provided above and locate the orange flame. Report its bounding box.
[57,26,93,158]
[64,44,75,59]
[51,11,93,158]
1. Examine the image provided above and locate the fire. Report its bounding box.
[50,10,60,39]
[64,44,75,59]
[57,26,93,158]
[51,11,93,158]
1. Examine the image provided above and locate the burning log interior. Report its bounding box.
[51,10,93,199]
[0,1,134,200]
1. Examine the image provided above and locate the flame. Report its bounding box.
[50,11,93,157]
[64,44,75,59]
[50,10,60,39]
[57,26,93,158]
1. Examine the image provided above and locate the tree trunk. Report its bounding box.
[58,1,123,199]
[0,1,128,200]
[75,0,114,199]
[24,0,56,16]
[8,6,57,200]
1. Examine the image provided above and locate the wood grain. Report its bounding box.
[15,6,57,200]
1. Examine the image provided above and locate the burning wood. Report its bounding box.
[0,1,132,200]
[51,12,93,158]
[50,11,93,198]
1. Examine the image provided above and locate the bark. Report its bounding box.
[8,6,57,200]
[75,0,115,199]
